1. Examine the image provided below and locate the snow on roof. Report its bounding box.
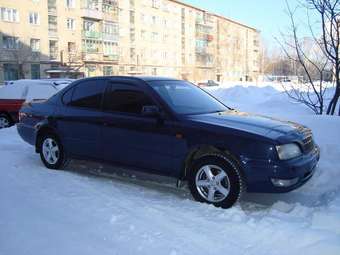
[0,79,72,100]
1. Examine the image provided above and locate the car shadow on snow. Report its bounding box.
[59,159,329,212]
[65,159,192,201]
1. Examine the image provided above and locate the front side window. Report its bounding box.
[104,84,155,114]
[69,80,106,109]
[149,80,228,115]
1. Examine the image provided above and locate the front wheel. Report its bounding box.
[39,133,67,170]
[188,154,245,209]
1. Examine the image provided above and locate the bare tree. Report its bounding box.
[276,0,331,115]
[59,44,85,78]
[304,0,340,115]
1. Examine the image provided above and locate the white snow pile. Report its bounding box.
[1,83,340,255]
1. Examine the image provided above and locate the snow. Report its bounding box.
[1,82,340,255]
[0,80,71,101]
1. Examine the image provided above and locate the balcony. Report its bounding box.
[48,30,58,38]
[82,31,102,40]
[103,54,119,62]
[48,6,57,15]
[103,9,119,21]
[195,47,208,55]
[102,33,118,42]
[81,8,103,20]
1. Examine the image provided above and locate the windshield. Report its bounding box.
[149,80,228,115]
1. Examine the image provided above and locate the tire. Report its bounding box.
[38,132,68,170]
[188,153,245,209]
[0,114,11,129]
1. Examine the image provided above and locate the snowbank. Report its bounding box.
[1,84,340,255]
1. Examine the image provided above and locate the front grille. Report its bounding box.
[301,128,315,153]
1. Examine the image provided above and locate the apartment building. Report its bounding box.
[0,0,261,83]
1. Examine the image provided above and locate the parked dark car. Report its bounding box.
[17,76,320,208]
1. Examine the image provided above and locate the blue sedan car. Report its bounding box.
[17,76,320,208]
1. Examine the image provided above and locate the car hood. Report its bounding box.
[185,110,305,141]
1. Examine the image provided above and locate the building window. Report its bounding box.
[1,8,19,22]
[65,0,75,8]
[152,16,157,25]
[103,0,118,13]
[103,21,118,39]
[85,65,97,77]
[48,0,57,13]
[3,36,20,49]
[0,7,19,22]
[141,30,146,40]
[67,18,75,30]
[29,12,39,25]
[83,39,99,53]
[68,42,76,53]
[48,15,58,36]
[129,10,135,24]
[4,64,19,81]
[151,32,158,42]
[130,28,135,42]
[31,64,40,79]
[152,0,160,9]
[30,38,40,52]
[84,0,99,10]
[49,40,58,60]
[103,42,117,56]
[83,20,95,31]
[103,66,113,76]
[130,48,136,61]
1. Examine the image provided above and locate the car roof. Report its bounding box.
[89,76,181,82]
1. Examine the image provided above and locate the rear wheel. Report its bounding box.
[188,154,245,209]
[39,133,67,170]
[0,114,11,129]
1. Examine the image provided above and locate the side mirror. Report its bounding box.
[141,105,161,118]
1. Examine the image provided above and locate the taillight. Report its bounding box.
[19,112,28,122]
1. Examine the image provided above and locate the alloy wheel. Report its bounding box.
[195,165,231,203]
[42,138,60,165]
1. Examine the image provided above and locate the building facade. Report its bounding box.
[0,0,261,83]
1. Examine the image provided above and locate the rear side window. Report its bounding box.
[105,84,155,114]
[69,80,106,109]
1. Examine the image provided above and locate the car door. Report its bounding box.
[100,81,187,176]
[55,79,106,158]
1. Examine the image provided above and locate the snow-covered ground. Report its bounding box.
[1,83,340,255]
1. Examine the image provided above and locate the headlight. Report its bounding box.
[276,143,302,160]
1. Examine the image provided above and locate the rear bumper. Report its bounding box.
[16,123,36,146]
[242,145,320,193]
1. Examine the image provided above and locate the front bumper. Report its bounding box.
[242,145,320,193]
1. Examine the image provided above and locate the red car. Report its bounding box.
[0,79,73,128]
